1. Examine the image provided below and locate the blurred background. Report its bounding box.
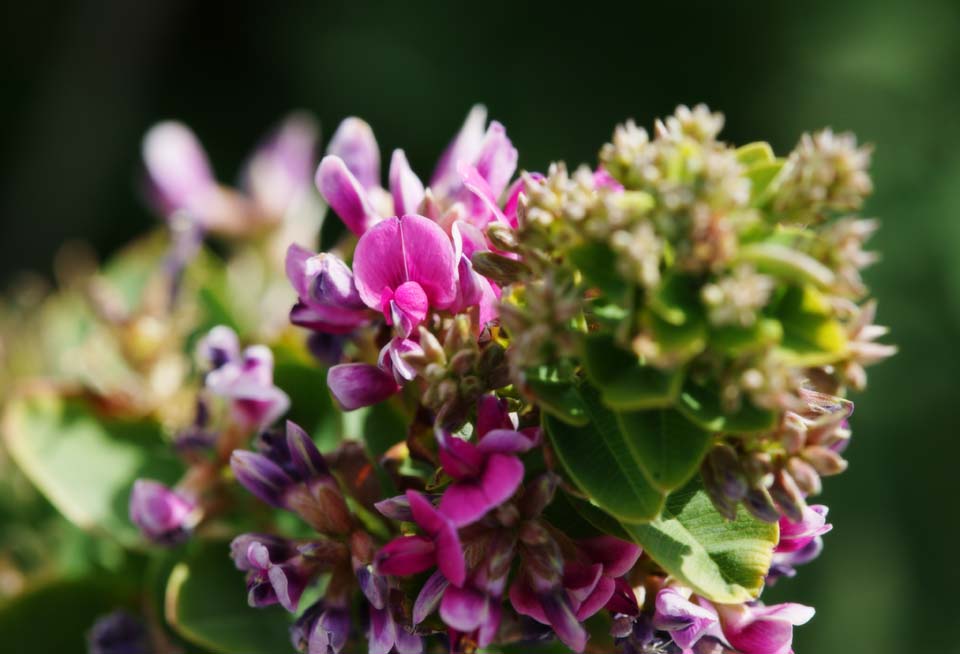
[1,0,958,651]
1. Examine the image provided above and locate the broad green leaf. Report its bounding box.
[0,578,132,653]
[676,379,778,434]
[649,274,699,326]
[736,243,835,289]
[581,333,682,410]
[710,318,783,356]
[546,488,634,541]
[622,481,778,603]
[523,366,589,426]
[568,241,628,300]
[2,392,181,548]
[544,383,665,523]
[617,409,712,492]
[165,541,292,654]
[735,142,775,166]
[775,285,848,366]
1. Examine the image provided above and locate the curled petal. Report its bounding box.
[285,420,329,480]
[440,584,488,632]
[316,155,379,235]
[129,480,196,545]
[438,453,523,527]
[413,570,449,625]
[243,112,318,217]
[653,588,719,649]
[540,592,588,653]
[327,364,400,411]
[231,451,295,508]
[142,121,216,217]
[577,536,642,578]
[714,601,815,654]
[375,535,436,577]
[389,149,425,216]
[476,428,537,454]
[326,117,380,191]
[367,605,397,654]
[290,302,369,334]
[431,104,488,197]
[475,121,518,199]
[407,491,465,586]
[776,504,832,554]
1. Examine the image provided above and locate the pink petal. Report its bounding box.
[437,433,485,480]
[439,584,488,632]
[289,302,370,334]
[476,394,514,438]
[413,570,449,625]
[431,104,488,197]
[460,163,509,228]
[476,429,537,454]
[375,535,436,577]
[563,563,603,606]
[574,575,614,621]
[407,491,466,586]
[776,504,832,553]
[577,536,643,578]
[368,605,397,654]
[142,121,216,216]
[389,149,425,216]
[315,155,379,235]
[243,113,317,217]
[285,243,315,299]
[716,601,814,654]
[327,364,400,410]
[541,592,588,653]
[396,214,458,307]
[326,117,380,191]
[479,453,524,511]
[508,579,548,624]
[653,588,719,649]
[474,121,518,199]
[389,281,429,336]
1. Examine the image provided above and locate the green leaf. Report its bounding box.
[676,379,778,434]
[617,409,712,492]
[165,541,292,654]
[581,333,683,410]
[622,480,778,603]
[0,578,132,653]
[2,392,182,548]
[736,242,835,289]
[568,241,628,300]
[523,366,589,426]
[544,383,665,523]
[775,285,849,366]
[746,161,786,206]
[710,318,783,356]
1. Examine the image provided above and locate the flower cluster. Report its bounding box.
[105,105,892,653]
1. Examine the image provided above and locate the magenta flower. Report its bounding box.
[352,214,457,336]
[571,535,642,620]
[775,504,832,554]
[142,121,222,224]
[241,113,318,220]
[652,587,720,650]
[201,326,290,430]
[375,491,466,586]
[326,117,381,192]
[436,425,538,528]
[128,479,197,545]
[326,363,401,411]
[286,244,371,335]
[439,570,506,649]
[508,577,588,653]
[710,600,815,654]
[230,534,315,613]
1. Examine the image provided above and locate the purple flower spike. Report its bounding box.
[436,429,533,527]
[389,149,425,216]
[776,504,832,554]
[286,244,370,334]
[326,117,381,192]
[327,363,400,411]
[652,588,719,650]
[712,600,815,654]
[315,155,381,235]
[204,332,290,430]
[352,214,457,335]
[142,121,217,220]
[376,491,465,586]
[129,479,196,546]
[243,113,318,219]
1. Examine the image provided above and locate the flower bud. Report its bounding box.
[706,444,748,502]
[770,469,806,523]
[129,479,198,545]
[786,457,823,496]
[471,251,531,286]
[743,486,780,523]
[802,445,848,476]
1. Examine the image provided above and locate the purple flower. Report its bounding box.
[389,149,425,216]
[375,491,466,586]
[201,327,290,430]
[327,117,381,192]
[368,604,422,654]
[710,600,815,654]
[142,121,220,223]
[86,610,150,654]
[652,588,719,650]
[242,113,318,220]
[286,244,371,334]
[508,576,588,653]
[449,221,501,326]
[571,535,642,620]
[291,598,351,654]
[431,105,489,198]
[230,534,316,613]
[436,425,538,528]
[326,363,401,411]
[352,214,457,336]
[230,422,353,535]
[775,504,832,554]
[128,479,196,545]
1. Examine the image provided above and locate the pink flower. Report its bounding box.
[375,491,466,586]
[711,601,815,654]
[436,418,539,527]
[652,587,719,649]
[775,504,832,554]
[128,479,196,545]
[352,214,457,336]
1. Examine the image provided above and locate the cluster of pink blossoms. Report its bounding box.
[122,104,876,654]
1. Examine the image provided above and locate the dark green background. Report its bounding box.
[2,1,958,651]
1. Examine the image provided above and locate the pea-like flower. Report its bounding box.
[128,479,197,545]
[285,244,371,334]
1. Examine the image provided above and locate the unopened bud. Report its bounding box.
[770,469,806,523]
[743,486,780,523]
[449,349,477,375]
[786,457,822,496]
[519,473,558,519]
[471,251,531,286]
[707,444,748,501]
[418,327,446,365]
[802,445,849,476]
[487,223,519,251]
